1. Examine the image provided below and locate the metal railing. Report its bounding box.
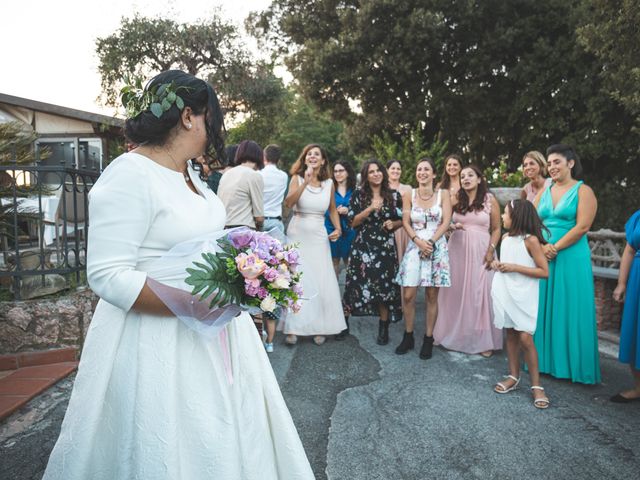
[0,155,100,300]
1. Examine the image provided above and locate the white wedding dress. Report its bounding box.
[43,153,314,480]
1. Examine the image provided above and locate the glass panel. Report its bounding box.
[78,139,102,171]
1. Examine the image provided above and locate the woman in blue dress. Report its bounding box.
[533,144,600,384]
[325,160,357,276]
[611,209,640,402]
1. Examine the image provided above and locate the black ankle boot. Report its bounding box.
[335,317,349,341]
[395,331,414,355]
[376,319,389,345]
[419,335,434,359]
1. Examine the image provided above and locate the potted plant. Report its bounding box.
[484,160,524,206]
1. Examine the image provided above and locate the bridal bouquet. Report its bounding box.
[185,229,303,317]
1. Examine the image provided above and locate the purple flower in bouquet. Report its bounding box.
[257,287,269,299]
[228,229,255,249]
[263,267,279,282]
[267,255,280,266]
[244,278,261,297]
[284,249,300,266]
[293,284,303,296]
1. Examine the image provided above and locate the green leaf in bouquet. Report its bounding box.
[185,252,244,308]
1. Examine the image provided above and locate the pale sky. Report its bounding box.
[1,0,272,116]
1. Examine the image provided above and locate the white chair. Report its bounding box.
[43,190,87,262]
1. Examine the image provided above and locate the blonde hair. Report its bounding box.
[522,150,547,177]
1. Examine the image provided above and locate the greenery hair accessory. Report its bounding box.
[120,75,191,119]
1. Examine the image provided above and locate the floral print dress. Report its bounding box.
[343,188,402,316]
[396,189,451,287]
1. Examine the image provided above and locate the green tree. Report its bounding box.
[370,124,448,185]
[95,13,287,135]
[228,92,350,171]
[253,0,640,228]
[577,0,640,119]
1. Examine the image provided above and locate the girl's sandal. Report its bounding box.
[494,375,520,394]
[531,386,550,409]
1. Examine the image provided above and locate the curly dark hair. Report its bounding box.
[454,164,490,214]
[359,159,394,207]
[506,199,549,244]
[124,70,226,180]
[332,160,356,191]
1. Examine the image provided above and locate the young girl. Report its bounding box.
[491,199,550,409]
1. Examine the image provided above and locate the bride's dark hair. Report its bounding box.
[124,70,226,179]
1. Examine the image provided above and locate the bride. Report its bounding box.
[43,70,314,480]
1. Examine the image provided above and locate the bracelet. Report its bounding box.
[489,243,496,251]
[411,235,417,241]
[427,238,435,246]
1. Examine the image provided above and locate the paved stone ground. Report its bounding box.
[2,290,639,479]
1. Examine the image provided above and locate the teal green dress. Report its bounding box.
[534,181,601,384]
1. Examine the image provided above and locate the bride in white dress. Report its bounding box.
[282,144,347,345]
[43,70,314,480]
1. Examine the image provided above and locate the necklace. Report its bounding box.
[166,148,191,183]
[417,188,434,202]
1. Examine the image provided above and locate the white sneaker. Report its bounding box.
[265,342,274,353]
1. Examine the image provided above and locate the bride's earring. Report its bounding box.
[187,123,192,130]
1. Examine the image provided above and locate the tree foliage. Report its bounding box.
[577,0,640,119]
[228,91,349,171]
[370,125,448,185]
[95,13,287,130]
[253,0,640,228]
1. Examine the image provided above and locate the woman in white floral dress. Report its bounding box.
[395,158,452,360]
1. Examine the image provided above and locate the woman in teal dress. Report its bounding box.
[533,144,600,384]
[611,209,640,402]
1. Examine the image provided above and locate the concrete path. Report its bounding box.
[1,307,639,479]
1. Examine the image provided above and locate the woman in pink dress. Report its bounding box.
[520,151,551,203]
[434,164,503,356]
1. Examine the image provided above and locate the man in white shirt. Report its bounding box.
[259,144,289,234]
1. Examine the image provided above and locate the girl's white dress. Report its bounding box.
[43,153,314,480]
[491,235,539,334]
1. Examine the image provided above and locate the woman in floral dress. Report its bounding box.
[343,160,403,345]
[395,158,452,360]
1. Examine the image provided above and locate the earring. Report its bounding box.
[187,123,192,129]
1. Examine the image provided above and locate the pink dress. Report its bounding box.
[434,194,503,353]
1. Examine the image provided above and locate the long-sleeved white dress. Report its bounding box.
[43,152,314,480]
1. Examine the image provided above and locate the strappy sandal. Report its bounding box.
[531,386,550,409]
[494,375,520,394]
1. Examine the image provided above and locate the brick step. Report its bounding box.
[0,361,78,420]
[0,348,77,371]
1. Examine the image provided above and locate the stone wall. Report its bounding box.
[0,288,98,355]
